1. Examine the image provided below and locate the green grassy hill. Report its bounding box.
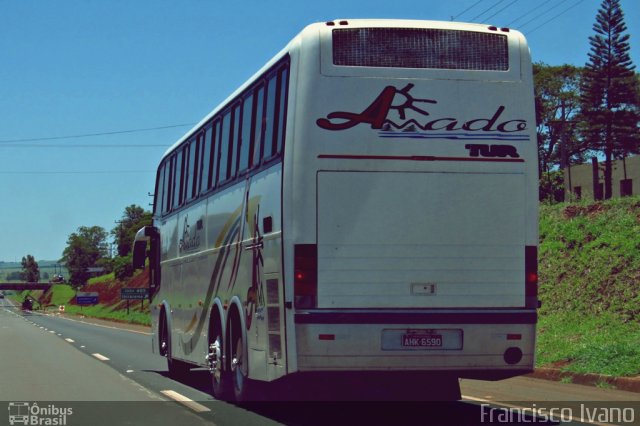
[16,270,150,326]
[537,196,640,377]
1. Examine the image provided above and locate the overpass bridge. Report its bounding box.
[0,283,52,291]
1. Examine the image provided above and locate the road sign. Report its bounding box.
[76,291,99,305]
[120,288,149,300]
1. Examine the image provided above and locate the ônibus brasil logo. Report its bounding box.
[8,402,73,426]
[315,83,529,141]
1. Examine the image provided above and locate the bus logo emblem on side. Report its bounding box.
[316,83,528,136]
[179,215,201,252]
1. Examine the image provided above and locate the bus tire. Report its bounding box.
[160,309,189,378]
[159,310,169,357]
[209,313,231,400]
[229,316,256,403]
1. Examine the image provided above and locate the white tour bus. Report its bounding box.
[134,19,539,402]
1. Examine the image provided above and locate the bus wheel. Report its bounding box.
[159,312,169,357]
[230,321,255,402]
[207,318,230,400]
[160,312,189,377]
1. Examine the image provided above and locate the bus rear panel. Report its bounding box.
[285,20,538,380]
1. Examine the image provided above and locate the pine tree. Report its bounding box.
[21,255,40,283]
[581,0,639,199]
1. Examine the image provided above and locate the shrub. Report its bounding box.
[113,255,134,281]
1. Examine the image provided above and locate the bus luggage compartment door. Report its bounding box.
[316,171,526,309]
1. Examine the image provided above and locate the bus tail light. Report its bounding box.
[294,244,317,309]
[525,246,538,309]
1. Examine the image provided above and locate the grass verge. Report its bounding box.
[537,311,640,376]
[537,195,640,377]
[63,303,151,326]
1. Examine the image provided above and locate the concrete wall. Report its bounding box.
[564,156,639,201]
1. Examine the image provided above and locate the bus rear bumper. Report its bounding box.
[293,310,536,380]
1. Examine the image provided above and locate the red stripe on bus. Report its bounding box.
[318,154,524,163]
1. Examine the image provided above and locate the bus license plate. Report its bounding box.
[402,334,442,348]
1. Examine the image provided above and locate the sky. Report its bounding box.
[1,0,639,262]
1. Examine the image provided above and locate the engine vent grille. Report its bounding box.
[333,28,509,71]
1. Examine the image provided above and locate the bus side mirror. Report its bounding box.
[132,226,161,296]
[133,240,147,269]
[132,226,156,269]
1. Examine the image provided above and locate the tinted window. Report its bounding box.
[230,103,241,179]
[263,75,278,159]
[200,125,212,194]
[218,112,231,182]
[155,163,165,216]
[194,136,201,197]
[164,156,174,214]
[252,85,265,166]
[185,137,200,202]
[275,66,289,155]
[209,121,219,188]
[172,149,184,209]
[159,57,289,214]
[238,95,254,173]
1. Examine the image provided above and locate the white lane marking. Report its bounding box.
[462,395,610,426]
[65,338,75,343]
[37,312,151,336]
[80,345,85,348]
[13,308,150,335]
[126,370,134,373]
[160,390,211,413]
[92,353,110,361]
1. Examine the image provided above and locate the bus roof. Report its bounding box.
[161,19,526,160]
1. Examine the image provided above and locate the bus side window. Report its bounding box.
[209,120,219,189]
[218,112,231,183]
[164,156,175,214]
[252,85,265,167]
[181,145,190,205]
[200,124,212,194]
[275,65,289,156]
[238,94,254,174]
[263,74,278,160]
[229,103,241,179]
[155,163,165,217]
[185,137,199,202]
[195,135,202,198]
[172,148,185,209]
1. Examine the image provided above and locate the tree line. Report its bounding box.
[14,205,151,288]
[61,205,152,288]
[535,0,639,202]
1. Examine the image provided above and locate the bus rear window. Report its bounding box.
[332,28,508,71]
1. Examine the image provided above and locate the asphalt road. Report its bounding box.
[0,299,215,426]
[1,298,638,426]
